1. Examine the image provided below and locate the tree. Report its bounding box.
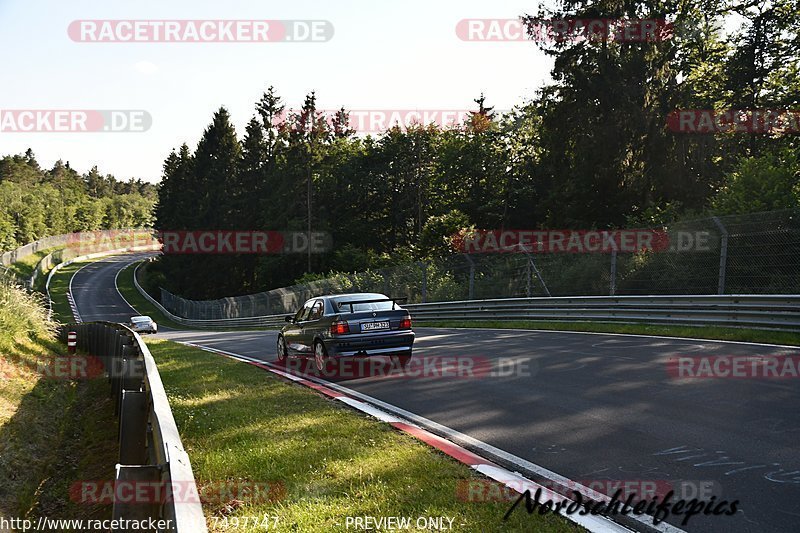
[712,148,800,214]
[418,210,472,259]
[192,107,242,229]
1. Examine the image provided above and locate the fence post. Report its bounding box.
[528,254,551,297]
[610,250,617,296]
[712,216,728,295]
[464,254,475,300]
[418,261,427,303]
[525,257,531,297]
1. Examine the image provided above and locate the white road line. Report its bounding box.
[114,259,142,314]
[67,260,97,323]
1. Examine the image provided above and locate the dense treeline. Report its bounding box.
[155,0,799,299]
[0,149,156,251]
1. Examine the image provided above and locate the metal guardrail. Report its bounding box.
[132,256,800,332]
[60,322,207,533]
[156,209,800,319]
[405,295,800,330]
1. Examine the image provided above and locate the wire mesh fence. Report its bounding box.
[158,209,800,319]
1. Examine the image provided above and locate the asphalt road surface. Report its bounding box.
[70,254,800,533]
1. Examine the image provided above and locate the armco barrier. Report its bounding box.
[130,259,800,331]
[60,322,207,533]
[404,295,800,330]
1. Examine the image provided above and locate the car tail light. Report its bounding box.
[399,317,412,329]
[330,322,350,335]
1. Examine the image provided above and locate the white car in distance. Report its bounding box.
[128,315,158,334]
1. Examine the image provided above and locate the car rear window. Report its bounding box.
[334,300,394,313]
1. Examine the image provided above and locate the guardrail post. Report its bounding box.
[712,216,728,295]
[610,250,617,296]
[112,465,162,532]
[119,390,149,464]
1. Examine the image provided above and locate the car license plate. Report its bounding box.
[361,321,389,332]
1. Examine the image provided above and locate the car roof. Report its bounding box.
[130,316,152,321]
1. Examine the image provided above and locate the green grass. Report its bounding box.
[418,320,800,346]
[146,339,579,533]
[0,277,117,527]
[46,261,89,324]
[4,247,59,285]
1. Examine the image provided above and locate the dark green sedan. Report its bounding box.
[277,293,415,373]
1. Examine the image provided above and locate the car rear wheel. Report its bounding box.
[314,341,329,373]
[277,336,288,363]
[391,351,412,369]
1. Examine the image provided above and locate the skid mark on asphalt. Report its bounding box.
[590,340,711,352]
[653,445,799,484]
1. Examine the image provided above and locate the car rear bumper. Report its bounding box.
[325,331,414,357]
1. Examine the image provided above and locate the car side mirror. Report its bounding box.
[285,315,294,323]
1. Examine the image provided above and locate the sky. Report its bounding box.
[0,0,554,182]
